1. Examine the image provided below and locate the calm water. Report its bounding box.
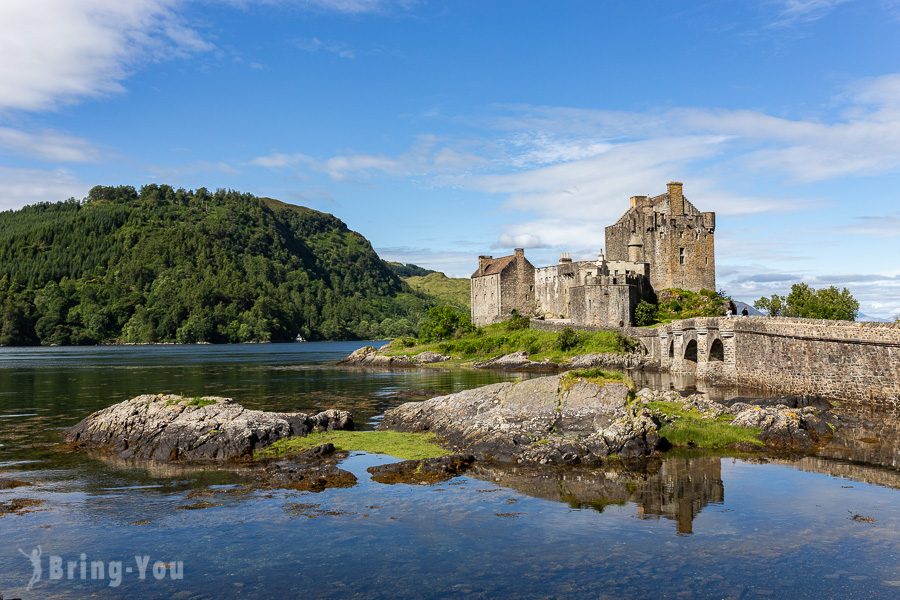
[0,343,898,599]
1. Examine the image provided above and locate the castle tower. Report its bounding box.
[604,182,715,293]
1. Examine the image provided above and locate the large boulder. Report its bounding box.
[380,374,660,465]
[65,394,353,462]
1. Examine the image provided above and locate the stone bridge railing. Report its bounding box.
[631,317,900,403]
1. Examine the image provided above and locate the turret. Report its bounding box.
[627,233,644,262]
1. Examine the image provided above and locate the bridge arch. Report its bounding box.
[683,339,698,367]
[709,338,724,362]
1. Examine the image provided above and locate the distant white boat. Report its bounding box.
[295,335,306,342]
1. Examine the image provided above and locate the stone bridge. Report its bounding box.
[628,317,900,403]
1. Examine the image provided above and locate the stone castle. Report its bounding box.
[471,182,716,327]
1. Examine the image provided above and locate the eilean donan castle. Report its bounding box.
[470,182,716,327]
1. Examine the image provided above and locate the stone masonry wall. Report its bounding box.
[645,317,900,403]
[728,318,900,402]
[470,273,501,326]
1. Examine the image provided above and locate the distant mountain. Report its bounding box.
[857,313,892,323]
[404,272,470,309]
[0,185,434,345]
[733,301,763,316]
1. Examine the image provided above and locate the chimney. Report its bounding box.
[667,181,684,215]
[514,248,524,258]
[478,255,492,273]
[630,195,648,209]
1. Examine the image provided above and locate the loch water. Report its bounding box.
[0,343,898,599]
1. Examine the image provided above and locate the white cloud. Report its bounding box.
[0,0,212,112]
[720,263,900,320]
[0,167,88,210]
[294,36,355,59]
[223,0,416,15]
[769,0,849,27]
[0,127,100,162]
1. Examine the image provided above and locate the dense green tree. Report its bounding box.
[754,283,859,321]
[0,185,438,345]
[417,305,474,342]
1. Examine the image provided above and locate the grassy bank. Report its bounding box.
[384,322,635,364]
[647,401,763,448]
[255,431,449,461]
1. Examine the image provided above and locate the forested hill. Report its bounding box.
[0,185,434,345]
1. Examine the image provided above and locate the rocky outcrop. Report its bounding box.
[65,394,353,462]
[381,375,660,465]
[729,403,832,450]
[338,345,450,367]
[367,454,475,484]
[636,388,835,451]
[564,352,656,371]
[473,352,556,371]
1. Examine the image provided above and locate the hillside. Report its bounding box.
[404,272,470,309]
[0,185,434,345]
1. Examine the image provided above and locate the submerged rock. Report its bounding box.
[367,454,475,484]
[381,374,660,465]
[256,461,358,492]
[64,394,353,462]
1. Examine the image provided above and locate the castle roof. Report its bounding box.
[472,255,516,278]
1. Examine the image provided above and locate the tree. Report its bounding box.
[754,284,858,321]
[417,306,473,342]
[634,300,658,326]
[754,294,785,317]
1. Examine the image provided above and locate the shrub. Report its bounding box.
[634,300,658,326]
[504,309,531,331]
[555,327,579,351]
[614,332,639,353]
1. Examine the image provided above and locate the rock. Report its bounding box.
[338,345,449,368]
[473,352,556,372]
[0,498,44,516]
[0,478,32,490]
[730,404,830,450]
[380,374,660,465]
[367,454,475,484]
[413,351,450,364]
[64,394,353,462]
[256,461,358,492]
[565,352,655,370]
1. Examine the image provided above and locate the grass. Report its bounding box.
[383,322,634,364]
[254,430,450,461]
[166,396,219,408]
[404,273,470,309]
[647,400,764,449]
[560,368,633,391]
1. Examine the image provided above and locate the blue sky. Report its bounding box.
[1,0,899,318]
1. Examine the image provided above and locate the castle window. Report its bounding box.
[679,248,685,265]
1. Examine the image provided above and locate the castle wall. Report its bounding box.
[500,249,536,318]
[643,317,900,403]
[535,260,602,319]
[470,273,501,326]
[569,283,637,328]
